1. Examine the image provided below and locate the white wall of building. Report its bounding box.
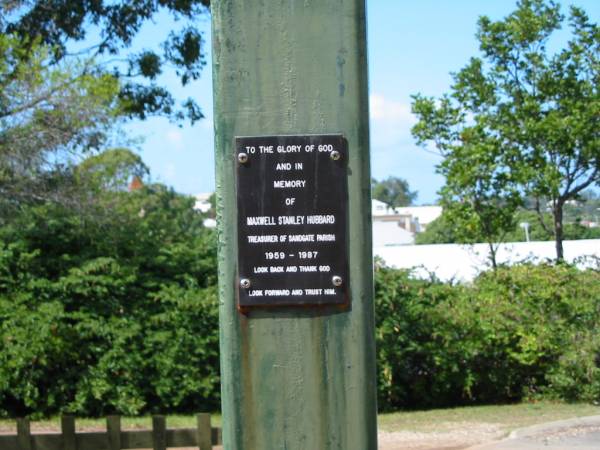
[395,205,442,230]
[375,239,600,282]
[194,193,212,213]
[373,221,415,246]
[372,199,395,216]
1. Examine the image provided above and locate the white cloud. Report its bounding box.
[369,94,417,148]
[369,94,415,124]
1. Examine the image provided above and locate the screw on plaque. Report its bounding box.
[240,278,251,289]
[330,150,341,161]
[332,275,343,287]
[238,152,249,164]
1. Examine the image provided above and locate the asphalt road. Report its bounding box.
[479,431,600,449]
[469,417,600,450]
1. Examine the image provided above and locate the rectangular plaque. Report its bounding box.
[236,134,349,308]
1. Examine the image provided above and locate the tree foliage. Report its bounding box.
[0,35,122,214]
[0,150,219,417]
[1,0,210,123]
[1,1,212,212]
[371,176,417,208]
[76,147,149,193]
[1,149,599,416]
[414,213,458,245]
[376,263,600,411]
[412,0,599,261]
[416,207,600,245]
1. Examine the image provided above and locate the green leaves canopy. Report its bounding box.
[412,0,599,260]
[0,34,122,214]
[371,176,418,208]
[2,0,211,123]
[0,151,219,416]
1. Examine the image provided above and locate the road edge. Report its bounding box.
[466,414,600,449]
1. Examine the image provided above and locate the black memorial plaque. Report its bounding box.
[236,134,349,308]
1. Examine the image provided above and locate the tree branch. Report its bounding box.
[534,197,552,235]
[563,168,599,200]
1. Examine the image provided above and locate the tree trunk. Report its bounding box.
[488,241,498,270]
[553,200,565,262]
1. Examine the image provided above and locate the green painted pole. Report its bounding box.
[211,1,377,450]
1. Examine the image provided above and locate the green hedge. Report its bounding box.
[0,279,220,417]
[0,187,221,418]
[1,202,599,417]
[375,263,600,411]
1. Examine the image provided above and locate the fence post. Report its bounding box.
[152,415,166,450]
[107,415,122,450]
[61,415,77,450]
[16,418,32,450]
[196,413,212,450]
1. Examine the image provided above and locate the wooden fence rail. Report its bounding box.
[0,414,222,450]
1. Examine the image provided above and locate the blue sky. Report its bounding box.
[125,0,599,205]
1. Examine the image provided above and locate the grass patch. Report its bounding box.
[1,402,598,434]
[378,401,600,433]
[0,414,222,433]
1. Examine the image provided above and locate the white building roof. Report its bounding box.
[372,199,395,216]
[395,206,442,226]
[372,200,442,225]
[194,193,212,213]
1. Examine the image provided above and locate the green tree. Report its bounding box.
[0,150,220,416]
[76,148,149,193]
[441,138,521,268]
[412,114,522,266]
[415,214,458,245]
[412,0,599,262]
[371,176,417,208]
[419,207,600,245]
[0,35,122,214]
[1,0,212,213]
[2,0,210,123]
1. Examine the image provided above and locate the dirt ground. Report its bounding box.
[208,422,504,450]
[0,422,506,450]
[376,421,505,450]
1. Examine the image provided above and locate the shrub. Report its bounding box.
[374,263,600,411]
[0,187,220,417]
